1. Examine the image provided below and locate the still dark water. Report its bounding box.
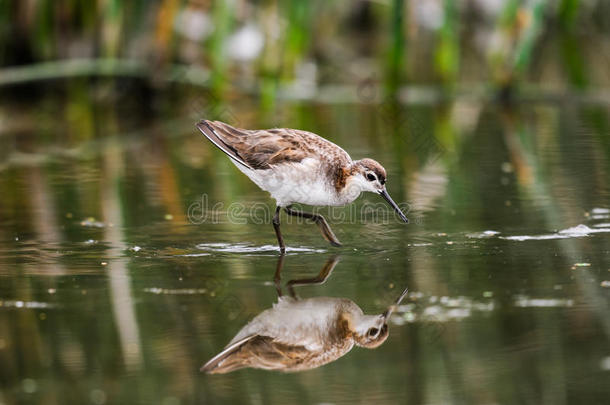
[1,83,609,404]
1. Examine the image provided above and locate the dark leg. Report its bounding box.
[273,254,285,297]
[284,206,342,247]
[287,256,339,298]
[272,206,286,254]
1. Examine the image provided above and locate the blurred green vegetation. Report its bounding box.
[2,0,610,99]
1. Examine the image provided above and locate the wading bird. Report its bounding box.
[197,120,408,253]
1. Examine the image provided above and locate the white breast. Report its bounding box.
[233,158,357,207]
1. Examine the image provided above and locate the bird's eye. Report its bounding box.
[368,328,379,337]
[366,173,376,182]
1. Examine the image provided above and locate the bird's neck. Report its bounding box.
[332,163,361,202]
[332,313,355,343]
[332,164,353,192]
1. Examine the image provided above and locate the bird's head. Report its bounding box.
[352,286,409,349]
[352,314,390,349]
[350,158,408,223]
[352,158,387,193]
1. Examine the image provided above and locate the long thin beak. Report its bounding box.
[379,188,409,223]
[382,286,409,320]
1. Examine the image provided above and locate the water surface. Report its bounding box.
[1,83,609,404]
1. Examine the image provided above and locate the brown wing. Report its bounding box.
[201,335,311,374]
[196,120,350,170]
[201,334,351,374]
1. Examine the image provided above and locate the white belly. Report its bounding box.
[233,158,354,207]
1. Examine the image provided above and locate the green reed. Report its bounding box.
[435,0,459,84]
[385,0,405,94]
[558,0,587,88]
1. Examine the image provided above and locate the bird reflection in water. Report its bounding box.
[201,256,408,374]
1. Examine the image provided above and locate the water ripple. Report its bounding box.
[195,242,326,254]
[501,224,610,241]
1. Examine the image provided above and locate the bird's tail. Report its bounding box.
[196,120,252,169]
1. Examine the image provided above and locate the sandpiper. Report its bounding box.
[197,120,408,253]
[201,257,408,373]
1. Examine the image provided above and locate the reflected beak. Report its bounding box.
[379,188,409,223]
[382,286,409,320]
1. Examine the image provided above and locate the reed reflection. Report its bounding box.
[202,256,407,374]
